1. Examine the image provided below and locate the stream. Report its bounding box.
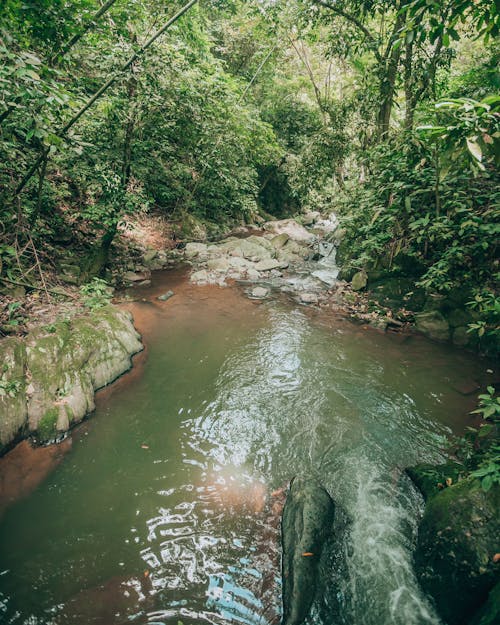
[0,267,492,625]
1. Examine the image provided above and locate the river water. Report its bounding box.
[0,268,492,625]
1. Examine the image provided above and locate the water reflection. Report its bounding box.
[0,281,490,625]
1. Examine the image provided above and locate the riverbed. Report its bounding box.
[0,267,493,625]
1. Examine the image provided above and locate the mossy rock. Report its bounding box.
[37,408,59,443]
[282,477,335,625]
[406,461,467,501]
[470,580,500,625]
[415,310,450,341]
[414,477,500,625]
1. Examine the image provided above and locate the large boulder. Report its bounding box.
[282,477,335,625]
[415,310,450,341]
[0,338,27,450]
[0,307,143,452]
[411,473,500,625]
[264,219,315,243]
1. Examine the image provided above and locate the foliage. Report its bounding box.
[417,96,500,173]
[79,278,112,309]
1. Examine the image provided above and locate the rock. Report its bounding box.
[453,326,471,347]
[450,378,480,395]
[369,318,388,332]
[250,287,269,299]
[123,271,149,283]
[264,219,315,243]
[143,249,157,263]
[207,257,230,273]
[0,307,143,452]
[59,263,81,285]
[414,477,500,625]
[157,290,174,301]
[190,269,209,284]
[406,462,467,501]
[271,233,290,249]
[415,310,450,341]
[228,257,253,271]
[246,268,261,281]
[254,258,281,272]
[0,338,27,451]
[221,238,272,262]
[277,249,303,266]
[300,293,318,305]
[351,271,368,291]
[247,235,275,252]
[470,581,500,625]
[301,211,320,226]
[184,242,208,259]
[448,308,473,328]
[281,477,335,625]
[283,239,311,260]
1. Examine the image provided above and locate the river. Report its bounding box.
[0,267,491,625]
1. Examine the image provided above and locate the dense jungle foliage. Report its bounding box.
[0,0,498,348]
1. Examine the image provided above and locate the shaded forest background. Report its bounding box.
[0,0,498,347]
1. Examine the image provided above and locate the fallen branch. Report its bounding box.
[0,277,79,299]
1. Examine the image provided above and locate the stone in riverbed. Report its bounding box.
[157,290,174,301]
[282,477,335,625]
[254,258,281,271]
[190,269,209,284]
[264,219,315,243]
[184,242,208,259]
[415,310,450,341]
[250,287,269,299]
[123,271,149,283]
[271,233,290,249]
[246,268,260,281]
[300,293,318,305]
[207,257,230,272]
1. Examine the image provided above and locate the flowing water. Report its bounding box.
[0,269,492,625]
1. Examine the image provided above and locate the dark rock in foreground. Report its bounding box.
[282,476,335,625]
[408,464,500,625]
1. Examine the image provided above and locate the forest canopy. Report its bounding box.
[0,0,498,348]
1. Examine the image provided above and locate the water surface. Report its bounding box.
[0,270,492,625]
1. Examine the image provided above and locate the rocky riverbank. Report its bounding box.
[0,306,143,454]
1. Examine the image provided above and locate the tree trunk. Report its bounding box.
[377,10,406,137]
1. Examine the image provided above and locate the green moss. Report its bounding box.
[37,408,59,442]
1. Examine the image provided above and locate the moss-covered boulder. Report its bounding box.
[415,310,450,341]
[470,581,500,625]
[0,306,143,452]
[0,337,27,450]
[282,476,335,625]
[412,475,500,625]
[405,462,467,500]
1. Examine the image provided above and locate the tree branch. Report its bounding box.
[312,0,382,63]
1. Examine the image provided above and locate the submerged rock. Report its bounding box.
[157,290,174,301]
[282,476,335,625]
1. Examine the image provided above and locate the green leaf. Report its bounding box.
[482,475,493,491]
[466,138,482,162]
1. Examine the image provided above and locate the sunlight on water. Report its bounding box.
[0,278,487,625]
